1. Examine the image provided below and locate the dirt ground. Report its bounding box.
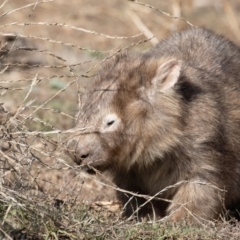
[1,0,240,223]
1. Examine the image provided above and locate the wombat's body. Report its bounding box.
[67,28,240,221]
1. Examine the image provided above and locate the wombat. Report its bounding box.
[67,28,240,222]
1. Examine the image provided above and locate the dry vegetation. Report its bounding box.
[1,0,240,239]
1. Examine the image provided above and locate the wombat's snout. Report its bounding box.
[67,138,90,164]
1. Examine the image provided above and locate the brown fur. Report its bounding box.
[67,28,240,222]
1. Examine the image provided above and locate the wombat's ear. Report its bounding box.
[152,59,181,92]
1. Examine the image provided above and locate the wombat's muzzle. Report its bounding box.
[66,133,99,163]
[67,138,98,174]
[66,134,107,174]
[67,138,88,165]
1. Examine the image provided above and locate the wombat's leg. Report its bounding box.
[117,191,165,220]
[167,180,224,221]
[117,191,147,218]
[115,173,165,220]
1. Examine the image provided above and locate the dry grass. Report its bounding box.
[1,0,240,239]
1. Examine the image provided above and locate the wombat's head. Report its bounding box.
[67,52,182,173]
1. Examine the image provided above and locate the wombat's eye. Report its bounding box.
[101,113,120,132]
[107,120,115,126]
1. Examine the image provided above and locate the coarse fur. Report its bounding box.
[67,28,240,222]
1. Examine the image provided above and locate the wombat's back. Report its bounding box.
[149,28,240,77]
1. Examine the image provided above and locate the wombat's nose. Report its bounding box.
[67,139,81,163]
[68,139,77,150]
[67,138,90,163]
